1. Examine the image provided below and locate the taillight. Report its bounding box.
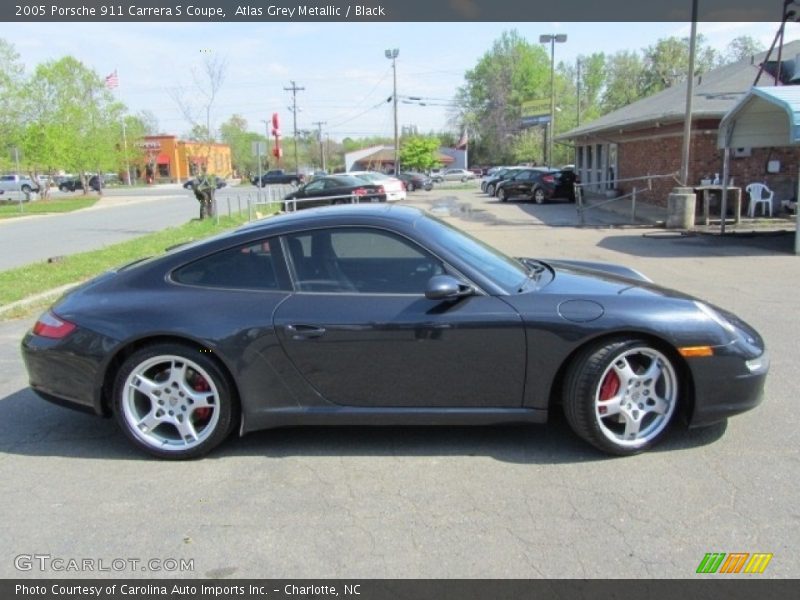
[542,175,555,183]
[378,185,385,194]
[353,187,368,196]
[33,311,76,339]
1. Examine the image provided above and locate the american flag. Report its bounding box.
[104,70,119,90]
[455,129,468,149]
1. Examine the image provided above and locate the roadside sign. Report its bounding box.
[251,141,267,156]
[521,99,551,116]
[520,114,551,128]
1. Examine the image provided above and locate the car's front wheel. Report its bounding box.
[486,183,496,196]
[113,343,237,459]
[497,187,508,202]
[563,339,680,456]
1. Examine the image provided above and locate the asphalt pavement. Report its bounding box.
[0,185,798,578]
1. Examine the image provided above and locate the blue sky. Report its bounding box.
[3,21,795,140]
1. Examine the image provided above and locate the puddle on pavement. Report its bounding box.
[429,196,499,224]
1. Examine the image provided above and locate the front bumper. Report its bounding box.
[688,350,769,427]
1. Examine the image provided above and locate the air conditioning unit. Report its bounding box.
[733,147,751,158]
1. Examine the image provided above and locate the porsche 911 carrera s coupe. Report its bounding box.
[21,205,768,459]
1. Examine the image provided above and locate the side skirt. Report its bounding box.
[241,406,548,435]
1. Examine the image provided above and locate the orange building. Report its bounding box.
[137,135,232,183]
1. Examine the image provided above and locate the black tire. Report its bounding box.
[461,176,468,182]
[532,187,546,204]
[21,184,32,194]
[112,343,238,459]
[424,183,433,191]
[497,187,508,202]
[407,182,416,192]
[59,185,68,193]
[486,183,496,196]
[562,338,680,456]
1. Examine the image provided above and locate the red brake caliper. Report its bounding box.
[192,373,212,422]
[598,371,620,414]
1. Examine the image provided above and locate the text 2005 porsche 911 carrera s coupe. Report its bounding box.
[21,205,768,459]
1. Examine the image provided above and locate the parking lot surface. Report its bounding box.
[1,187,798,578]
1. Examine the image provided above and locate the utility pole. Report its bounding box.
[385,49,399,173]
[284,80,305,175]
[576,57,582,128]
[312,121,327,171]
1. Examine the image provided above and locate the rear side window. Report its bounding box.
[173,239,285,290]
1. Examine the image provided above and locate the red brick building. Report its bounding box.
[558,42,800,208]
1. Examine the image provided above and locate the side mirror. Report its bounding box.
[425,275,474,300]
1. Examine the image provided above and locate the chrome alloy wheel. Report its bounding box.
[594,347,677,448]
[121,355,220,452]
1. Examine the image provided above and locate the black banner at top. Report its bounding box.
[0,0,790,22]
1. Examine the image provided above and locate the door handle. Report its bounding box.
[285,324,327,340]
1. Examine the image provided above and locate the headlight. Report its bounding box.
[694,301,736,334]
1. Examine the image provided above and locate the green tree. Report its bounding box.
[219,114,267,178]
[20,56,124,196]
[601,50,648,113]
[454,30,552,164]
[0,38,24,172]
[399,136,440,172]
[724,36,765,64]
[642,35,718,95]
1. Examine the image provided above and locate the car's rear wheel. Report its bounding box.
[563,339,679,456]
[113,344,237,459]
[497,187,508,202]
[407,182,416,191]
[532,187,546,204]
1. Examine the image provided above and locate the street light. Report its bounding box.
[539,33,567,167]
[385,48,399,173]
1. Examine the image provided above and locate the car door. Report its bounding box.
[506,170,531,197]
[273,227,526,408]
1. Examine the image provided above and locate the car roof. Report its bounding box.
[238,203,424,232]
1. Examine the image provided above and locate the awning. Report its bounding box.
[156,153,171,165]
[717,86,800,254]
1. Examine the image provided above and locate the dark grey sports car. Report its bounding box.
[21,205,768,459]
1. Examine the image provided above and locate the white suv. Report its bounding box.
[0,174,40,195]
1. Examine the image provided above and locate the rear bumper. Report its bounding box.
[21,329,111,416]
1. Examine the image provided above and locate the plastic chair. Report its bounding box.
[745,183,774,218]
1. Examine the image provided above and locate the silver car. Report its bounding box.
[434,168,475,182]
[0,174,40,194]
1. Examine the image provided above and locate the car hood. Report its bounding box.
[527,258,695,302]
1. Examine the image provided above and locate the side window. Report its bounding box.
[304,180,325,193]
[284,228,444,294]
[173,239,284,290]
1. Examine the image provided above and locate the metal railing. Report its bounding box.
[575,173,679,225]
[211,187,377,223]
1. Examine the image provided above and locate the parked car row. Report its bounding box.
[59,175,104,193]
[481,166,578,204]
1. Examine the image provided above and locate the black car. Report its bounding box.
[495,168,578,204]
[59,175,103,193]
[22,205,768,459]
[283,175,385,210]
[396,172,433,192]
[183,177,227,190]
[482,167,524,196]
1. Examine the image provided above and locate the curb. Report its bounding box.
[0,281,82,318]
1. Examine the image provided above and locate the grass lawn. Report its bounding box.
[0,197,99,218]
[0,213,258,310]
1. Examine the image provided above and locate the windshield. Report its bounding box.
[417,214,528,292]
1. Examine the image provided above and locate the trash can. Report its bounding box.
[666,187,696,229]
